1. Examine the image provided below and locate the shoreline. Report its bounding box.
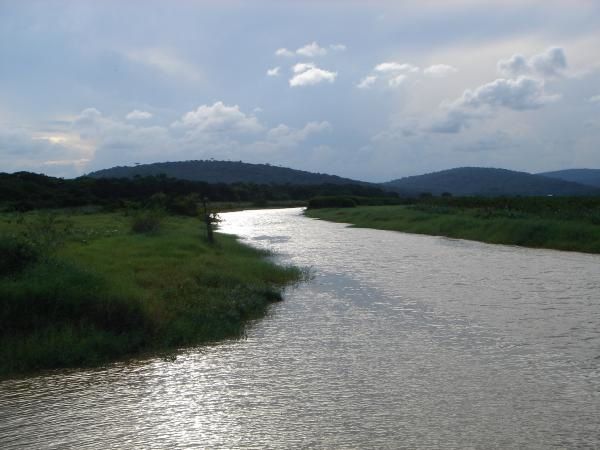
[305,205,600,254]
[0,211,300,377]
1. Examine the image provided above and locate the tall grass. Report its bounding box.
[0,212,300,376]
[306,204,600,253]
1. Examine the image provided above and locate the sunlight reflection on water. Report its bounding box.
[1,208,599,448]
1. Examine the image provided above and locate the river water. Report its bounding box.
[1,208,599,448]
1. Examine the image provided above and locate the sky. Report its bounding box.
[1,0,599,182]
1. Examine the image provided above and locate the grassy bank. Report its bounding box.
[306,203,600,253]
[0,211,300,376]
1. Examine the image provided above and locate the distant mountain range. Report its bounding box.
[88,161,600,197]
[537,169,600,188]
[383,167,600,196]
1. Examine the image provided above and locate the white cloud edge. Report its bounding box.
[126,110,153,120]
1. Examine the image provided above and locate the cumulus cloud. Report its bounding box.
[275,48,294,57]
[358,62,419,89]
[296,41,327,57]
[174,101,263,134]
[126,110,153,120]
[61,103,333,171]
[266,121,331,146]
[374,62,419,73]
[424,64,458,77]
[267,66,280,77]
[357,75,377,89]
[459,77,559,110]
[289,63,337,87]
[293,62,316,73]
[530,47,567,77]
[388,74,407,87]
[430,77,560,133]
[429,109,477,134]
[497,47,567,78]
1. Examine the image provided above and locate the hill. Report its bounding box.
[88,160,366,186]
[383,167,600,196]
[537,169,600,188]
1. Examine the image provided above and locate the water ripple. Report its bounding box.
[1,208,599,448]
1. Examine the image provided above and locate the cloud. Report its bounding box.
[388,74,407,87]
[126,110,153,120]
[357,75,377,89]
[267,66,280,77]
[497,54,529,77]
[0,127,91,176]
[497,47,567,78]
[296,41,327,57]
[358,62,419,89]
[275,48,294,57]
[459,77,559,110]
[174,101,263,134]
[374,62,419,73]
[266,121,331,147]
[289,63,337,87]
[329,44,347,52]
[62,103,333,171]
[530,47,567,77]
[589,94,600,103]
[429,109,477,134]
[125,47,202,82]
[293,62,316,73]
[424,64,458,77]
[430,77,559,133]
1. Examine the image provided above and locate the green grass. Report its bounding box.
[0,211,300,376]
[306,205,600,253]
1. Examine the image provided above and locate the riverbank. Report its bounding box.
[306,203,600,253]
[0,211,300,376]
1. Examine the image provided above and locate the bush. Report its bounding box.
[21,213,72,255]
[308,196,358,209]
[0,261,148,335]
[130,209,164,233]
[167,194,200,216]
[0,236,39,276]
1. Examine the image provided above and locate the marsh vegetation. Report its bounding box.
[306,196,600,253]
[0,210,300,376]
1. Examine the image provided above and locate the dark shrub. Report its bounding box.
[0,236,39,276]
[167,194,200,216]
[130,209,164,233]
[308,196,358,209]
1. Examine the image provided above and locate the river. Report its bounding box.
[1,208,599,448]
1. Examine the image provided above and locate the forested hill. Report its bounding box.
[88,160,366,185]
[383,167,600,196]
[537,169,600,188]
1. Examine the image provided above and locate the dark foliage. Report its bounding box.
[0,171,399,212]
[413,195,600,224]
[0,236,39,276]
[308,196,358,208]
[130,209,164,233]
[308,195,406,209]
